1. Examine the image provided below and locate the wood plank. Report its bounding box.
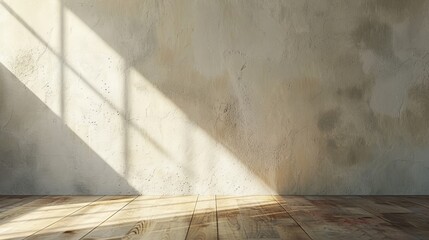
[81,196,164,239]
[0,195,427,240]
[83,196,197,240]
[276,196,417,240]
[273,196,317,212]
[0,196,36,209]
[216,196,247,240]
[186,195,217,240]
[237,196,281,239]
[0,196,23,209]
[235,196,310,240]
[24,196,136,240]
[139,196,197,240]
[0,196,100,240]
[260,196,310,240]
[340,196,411,214]
[0,196,42,215]
[362,197,429,239]
[0,196,97,225]
[405,196,429,209]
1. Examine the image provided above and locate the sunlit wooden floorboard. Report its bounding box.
[0,195,428,239]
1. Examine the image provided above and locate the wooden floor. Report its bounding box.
[0,196,428,239]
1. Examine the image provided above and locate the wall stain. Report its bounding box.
[353,19,394,59]
[4,0,429,195]
[337,86,364,101]
[369,0,426,22]
[318,109,341,132]
[325,134,370,166]
[402,82,429,144]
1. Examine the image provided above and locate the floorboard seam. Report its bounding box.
[273,195,314,240]
[351,196,419,238]
[78,195,138,240]
[23,195,104,239]
[184,195,199,240]
[215,195,219,240]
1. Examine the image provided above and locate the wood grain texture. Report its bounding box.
[82,196,197,240]
[276,196,419,240]
[0,196,41,215]
[216,196,247,240]
[405,196,429,209]
[362,197,429,239]
[25,196,136,240]
[237,196,310,240]
[0,195,428,240]
[81,196,164,239]
[186,195,217,240]
[0,196,100,240]
[134,196,197,240]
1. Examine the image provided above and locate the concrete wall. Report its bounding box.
[1,0,429,195]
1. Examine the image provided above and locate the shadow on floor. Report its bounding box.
[1,195,429,239]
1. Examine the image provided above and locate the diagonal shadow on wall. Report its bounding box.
[60,0,429,194]
[59,0,282,192]
[3,0,428,194]
[0,63,138,195]
[58,0,335,193]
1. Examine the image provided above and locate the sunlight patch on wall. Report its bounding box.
[62,8,126,173]
[127,68,274,194]
[0,0,62,115]
[0,1,274,194]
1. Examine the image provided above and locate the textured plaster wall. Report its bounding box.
[1,0,429,195]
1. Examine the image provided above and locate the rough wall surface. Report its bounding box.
[1,0,429,194]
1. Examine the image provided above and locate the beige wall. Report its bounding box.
[1,0,429,194]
